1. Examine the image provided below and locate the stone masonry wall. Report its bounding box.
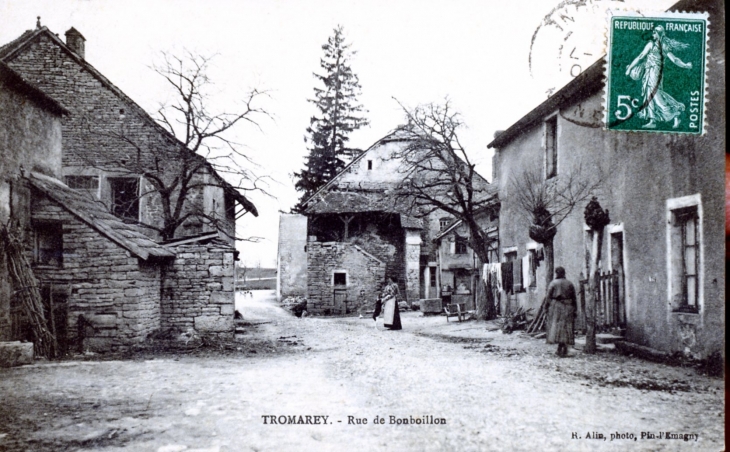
[277,214,308,300]
[161,242,235,338]
[30,192,162,352]
[6,32,234,240]
[307,242,386,315]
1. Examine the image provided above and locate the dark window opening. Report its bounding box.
[367,160,373,170]
[439,218,450,231]
[65,175,99,190]
[334,272,347,286]
[545,116,557,179]
[455,236,468,255]
[429,267,437,287]
[34,222,63,266]
[109,178,139,221]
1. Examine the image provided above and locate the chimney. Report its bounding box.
[64,27,86,59]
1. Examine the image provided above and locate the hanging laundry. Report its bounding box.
[523,254,531,289]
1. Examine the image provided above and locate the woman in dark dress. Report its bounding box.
[546,267,577,357]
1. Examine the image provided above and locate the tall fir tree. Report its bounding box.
[293,25,369,212]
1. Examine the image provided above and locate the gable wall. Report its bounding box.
[5,33,231,240]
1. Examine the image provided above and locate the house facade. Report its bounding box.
[488,0,724,359]
[0,24,249,353]
[433,213,499,311]
[279,128,496,315]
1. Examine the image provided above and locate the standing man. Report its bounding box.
[546,267,577,357]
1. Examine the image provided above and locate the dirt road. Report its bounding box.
[0,291,724,451]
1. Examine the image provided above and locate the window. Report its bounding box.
[439,218,450,231]
[672,206,699,312]
[109,178,139,221]
[455,235,468,255]
[333,272,347,286]
[545,116,557,179]
[429,267,437,288]
[367,160,373,170]
[65,175,99,190]
[34,223,63,266]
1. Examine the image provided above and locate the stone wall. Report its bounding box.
[30,192,163,352]
[276,214,308,300]
[161,242,235,338]
[307,242,386,315]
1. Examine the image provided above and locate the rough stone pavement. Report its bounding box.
[0,290,723,451]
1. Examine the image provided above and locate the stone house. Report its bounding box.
[279,127,495,315]
[487,0,724,359]
[0,24,257,244]
[0,24,249,352]
[432,212,499,311]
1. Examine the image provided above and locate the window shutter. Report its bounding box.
[513,257,523,292]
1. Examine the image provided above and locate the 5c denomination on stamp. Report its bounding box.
[605,11,709,134]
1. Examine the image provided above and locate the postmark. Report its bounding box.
[604,11,709,134]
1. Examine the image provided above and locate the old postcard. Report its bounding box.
[0,0,724,450]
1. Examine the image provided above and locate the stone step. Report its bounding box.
[0,341,34,367]
[596,333,624,344]
[574,336,616,352]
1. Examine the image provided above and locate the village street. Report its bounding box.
[0,291,724,452]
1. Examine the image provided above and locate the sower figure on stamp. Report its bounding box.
[546,266,576,357]
[625,25,692,129]
[380,276,402,331]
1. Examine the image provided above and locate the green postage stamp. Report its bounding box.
[605,11,709,134]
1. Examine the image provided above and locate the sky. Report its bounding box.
[0,0,676,267]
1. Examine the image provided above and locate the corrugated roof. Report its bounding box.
[26,172,175,260]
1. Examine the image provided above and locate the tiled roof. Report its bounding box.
[26,172,175,260]
[304,190,425,230]
[305,191,402,214]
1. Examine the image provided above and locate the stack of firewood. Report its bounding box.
[1,222,57,358]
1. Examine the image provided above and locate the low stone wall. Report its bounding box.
[161,241,235,338]
[31,194,163,352]
[307,242,386,315]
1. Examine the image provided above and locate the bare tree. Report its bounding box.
[79,51,269,241]
[389,99,498,319]
[509,160,603,351]
[509,161,603,288]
